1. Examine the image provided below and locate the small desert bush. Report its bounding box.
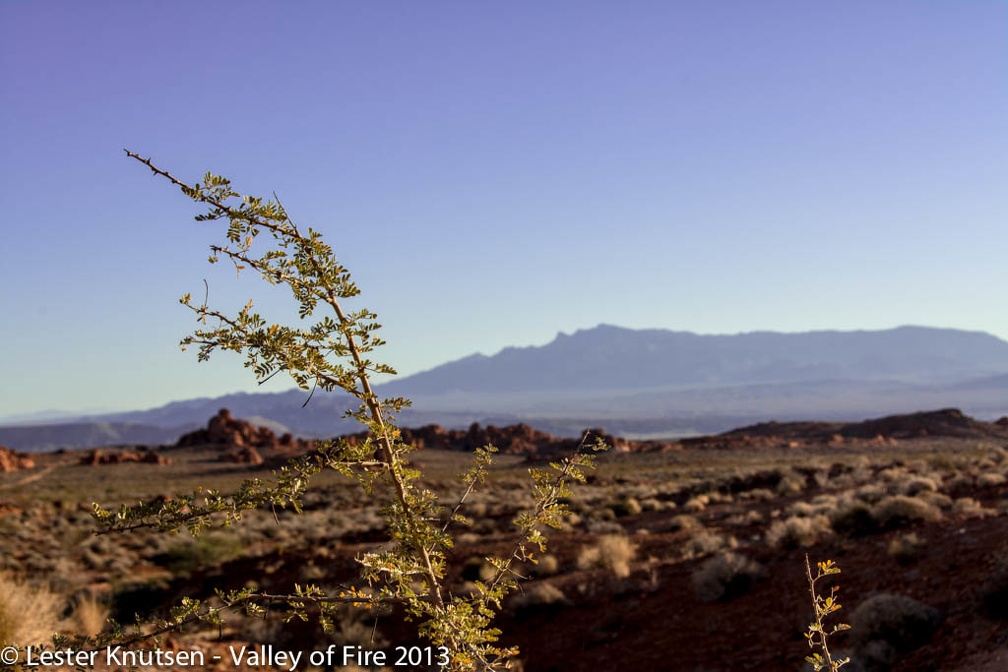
[952,496,991,518]
[683,529,737,559]
[531,553,560,577]
[870,495,941,531]
[461,556,498,583]
[915,490,952,510]
[897,476,939,496]
[829,500,877,538]
[150,531,245,576]
[887,532,926,566]
[775,471,806,495]
[977,471,1007,487]
[0,573,64,646]
[609,497,643,518]
[668,513,703,532]
[738,487,775,501]
[850,593,941,665]
[691,551,763,602]
[577,534,637,579]
[766,514,832,550]
[683,494,709,513]
[509,581,571,614]
[854,483,887,504]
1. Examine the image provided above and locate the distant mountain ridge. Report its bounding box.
[3,325,1007,451]
[382,324,1008,394]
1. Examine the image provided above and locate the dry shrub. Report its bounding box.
[0,573,64,646]
[952,497,991,518]
[830,500,878,538]
[898,476,939,496]
[577,534,637,579]
[531,554,560,577]
[887,532,926,566]
[668,514,702,532]
[610,497,643,518]
[871,495,941,530]
[765,514,832,549]
[683,529,736,559]
[691,552,763,603]
[509,581,570,614]
[850,593,941,660]
[775,472,806,496]
[915,490,952,510]
[977,471,1007,487]
[683,494,709,513]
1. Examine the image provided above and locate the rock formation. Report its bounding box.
[0,444,35,472]
[79,448,171,465]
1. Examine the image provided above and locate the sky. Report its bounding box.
[1,2,1005,421]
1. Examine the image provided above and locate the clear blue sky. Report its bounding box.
[1,2,1005,421]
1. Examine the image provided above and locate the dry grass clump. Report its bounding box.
[765,514,832,550]
[870,495,942,530]
[577,534,637,579]
[0,573,64,646]
[69,591,111,637]
[691,551,763,602]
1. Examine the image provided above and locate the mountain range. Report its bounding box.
[3,325,1008,451]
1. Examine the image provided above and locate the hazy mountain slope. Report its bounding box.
[4,325,1007,451]
[382,325,1008,395]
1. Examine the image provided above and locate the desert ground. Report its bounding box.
[1,409,1007,671]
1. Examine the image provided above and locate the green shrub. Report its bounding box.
[150,532,245,576]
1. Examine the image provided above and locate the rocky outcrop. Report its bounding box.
[722,408,1008,444]
[0,445,35,472]
[337,423,628,457]
[177,409,314,454]
[220,445,264,465]
[80,448,171,465]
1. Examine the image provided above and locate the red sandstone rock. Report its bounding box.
[0,445,35,472]
[79,448,171,466]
